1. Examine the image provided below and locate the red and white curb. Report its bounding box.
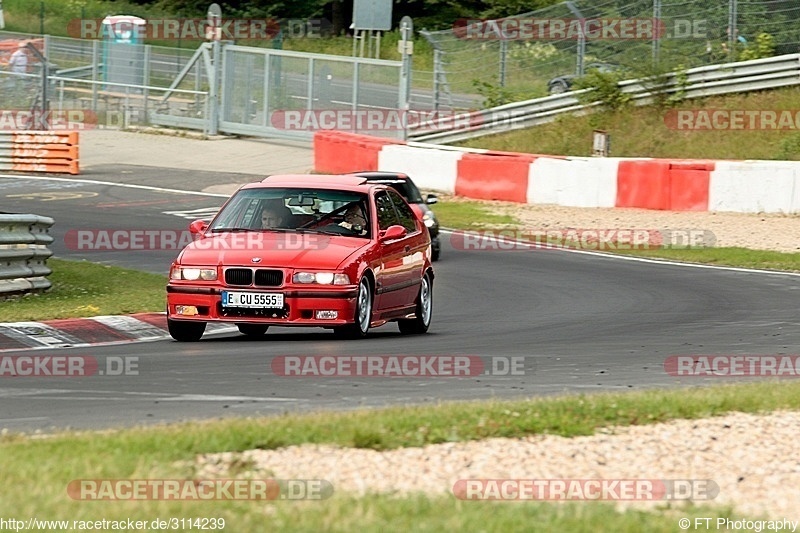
[0,313,236,352]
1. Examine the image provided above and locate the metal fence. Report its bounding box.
[418,0,800,111]
[408,53,800,144]
[0,214,54,296]
[0,30,409,140]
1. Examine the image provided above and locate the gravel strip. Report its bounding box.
[449,198,800,254]
[196,411,800,519]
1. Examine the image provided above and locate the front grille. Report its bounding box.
[225,268,252,286]
[255,269,283,287]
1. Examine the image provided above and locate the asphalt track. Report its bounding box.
[2,168,800,432]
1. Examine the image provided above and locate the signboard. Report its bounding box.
[352,0,392,31]
[592,130,609,157]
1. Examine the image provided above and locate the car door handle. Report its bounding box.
[404,245,410,252]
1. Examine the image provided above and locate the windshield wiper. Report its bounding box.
[210,227,258,233]
[300,228,341,236]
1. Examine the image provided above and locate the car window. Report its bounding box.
[375,191,399,230]
[388,190,417,233]
[209,188,368,234]
[368,179,424,203]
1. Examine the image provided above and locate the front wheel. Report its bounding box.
[399,271,433,335]
[168,318,206,342]
[333,277,373,339]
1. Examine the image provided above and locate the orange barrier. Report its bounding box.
[0,132,79,174]
[456,152,536,202]
[617,159,711,211]
[667,160,713,211]
[314,131,403,174]
[616,160,671,210]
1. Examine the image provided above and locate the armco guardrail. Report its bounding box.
[409,54,800,144]
[0,131,79,174]
[0,214,54,296]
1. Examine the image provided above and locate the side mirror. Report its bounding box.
[188,219,209,235]
[380,224,407,242]
[425,194,438,205]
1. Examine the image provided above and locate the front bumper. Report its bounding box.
[167,285,359,326]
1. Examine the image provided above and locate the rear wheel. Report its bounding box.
[237,324,269,336]
[399,271,433,335]
[333,277,373,339]
[168,319,206,342]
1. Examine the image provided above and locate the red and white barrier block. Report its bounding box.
[314,131,800,213]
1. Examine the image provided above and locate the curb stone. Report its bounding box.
[0,313,236,352]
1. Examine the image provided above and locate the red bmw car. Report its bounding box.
[166,174,434,341]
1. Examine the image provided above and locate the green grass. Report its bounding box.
[3,382,795,524]
[432,199,518,229]
[612,247,800,272]
[459,86,800,160]
[0,259,167,321]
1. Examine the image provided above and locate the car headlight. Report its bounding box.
[293,272,351,285]
[422,211,437,228]
[170,266,217,281]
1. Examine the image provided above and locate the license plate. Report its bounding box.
[222,291,284,309]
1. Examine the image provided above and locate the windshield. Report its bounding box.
[209,187,371,238]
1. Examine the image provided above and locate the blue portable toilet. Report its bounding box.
[102,15,146,89]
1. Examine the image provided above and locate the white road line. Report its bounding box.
[0,174,230,198]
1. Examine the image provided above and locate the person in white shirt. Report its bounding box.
[7,42,28,93]
[8,42,28,74]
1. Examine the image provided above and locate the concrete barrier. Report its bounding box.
[314,131,800,214]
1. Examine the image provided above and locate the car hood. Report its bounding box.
[177,232,370,269]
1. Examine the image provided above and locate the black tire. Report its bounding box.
[333,277,373,339]
[431,238,441,262]
[398,271,433,335]
[237,324,269,336]
[168,319,206,342]
[549,80,569,94]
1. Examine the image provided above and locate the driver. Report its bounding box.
[260,202,293,229]
[339,204,367,235]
